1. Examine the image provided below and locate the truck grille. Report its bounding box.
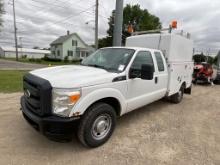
[23,73,52,116]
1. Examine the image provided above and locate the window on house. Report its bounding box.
[52,51,55,55]
[67,50,73,56]
[72,40,78,47]
[154,52,165,72]
[81,51,86,58]
[57,50,60,56]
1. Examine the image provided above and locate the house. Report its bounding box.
[50,31,95,60]
[0,46,50,59]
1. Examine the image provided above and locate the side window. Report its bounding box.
[154,52,165,72]
[57,50,60,56]
[72,40,78,46]
[67,50,73,56]
[130,51,154,77]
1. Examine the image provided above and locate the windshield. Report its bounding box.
[81,48,135,72]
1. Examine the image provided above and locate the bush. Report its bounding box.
[21,55,27,59]
[41,55,49,61]
[29,58,34,62]
[42,56,61,62]
[72,58,82,63]
[64,56,69,63]
[29,58,42,63]
[35,59,42,63]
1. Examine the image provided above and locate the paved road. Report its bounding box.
[0,85,219,165]
[0,59,46,70]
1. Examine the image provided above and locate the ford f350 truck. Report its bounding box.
[21,32,193,148]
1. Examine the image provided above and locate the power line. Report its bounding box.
[1,0,109,48]
[99,3,109,18]
[27,0,91,18]
[3,4,96,34]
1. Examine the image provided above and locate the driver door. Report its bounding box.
[126,51,158,112]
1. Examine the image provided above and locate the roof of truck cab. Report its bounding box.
[100,46,162,52]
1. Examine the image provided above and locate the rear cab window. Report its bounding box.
[154,51,165,72]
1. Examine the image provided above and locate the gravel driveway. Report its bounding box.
[0,59,46,70]
[0,85,219,165]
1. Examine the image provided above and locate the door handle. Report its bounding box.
[155,77,158,84]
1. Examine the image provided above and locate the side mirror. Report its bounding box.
[129,68,138,79]
[141,64,154,80]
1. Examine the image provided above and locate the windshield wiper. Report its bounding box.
[83,64,118,72]
[86,64,106,70]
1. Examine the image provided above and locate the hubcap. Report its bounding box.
[91,114,112,140]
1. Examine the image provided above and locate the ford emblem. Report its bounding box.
[24,89,31,98]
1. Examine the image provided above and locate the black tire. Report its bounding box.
[170,85,184,104]
[77,102,116,148]
[213,79,220,84]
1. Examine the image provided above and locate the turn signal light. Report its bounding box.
[69,94,80,103]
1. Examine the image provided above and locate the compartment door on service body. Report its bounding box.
[126,51,162,112]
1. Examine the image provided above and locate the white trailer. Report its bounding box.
[126,33,194,96]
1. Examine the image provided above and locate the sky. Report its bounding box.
[0,0,220,55]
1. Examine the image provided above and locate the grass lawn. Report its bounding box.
[0,70,27,93]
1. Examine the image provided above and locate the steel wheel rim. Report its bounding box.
[91,114,112,140]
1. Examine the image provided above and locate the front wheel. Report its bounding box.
[77,103,116,148]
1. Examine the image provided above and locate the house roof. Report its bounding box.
[50,33,88,46]
[0,46,50,54]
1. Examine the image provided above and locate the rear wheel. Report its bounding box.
[170,85,184,104]
[77,103,116,148]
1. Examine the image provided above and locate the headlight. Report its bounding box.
[52,88,81,117]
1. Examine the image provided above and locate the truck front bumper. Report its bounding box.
[21,96,80,141]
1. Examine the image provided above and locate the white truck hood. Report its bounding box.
[30,65,118,88]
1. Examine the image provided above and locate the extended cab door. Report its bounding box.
[153,51,168,97]
[126,50,167,112]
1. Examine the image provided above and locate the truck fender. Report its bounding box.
[69,88,126,117]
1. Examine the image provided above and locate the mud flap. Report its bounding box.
[184,85,192,95]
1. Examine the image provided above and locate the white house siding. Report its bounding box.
[62,35,87,59]
[50,33,95,60]
[50,44,63,59]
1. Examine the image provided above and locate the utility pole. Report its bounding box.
[113,0,124,46]
[12,0,18,61]
[95,0,98,50]
[19,37,23,57]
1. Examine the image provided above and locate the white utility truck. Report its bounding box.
[21,32,193,148]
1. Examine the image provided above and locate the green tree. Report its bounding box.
[0,0,4,30]
[193,53,207,63]
[33,46,40,49]
[193,53,216,65]
[98,4,162,48]
[213,51,220,66]
[207,56,214,65]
